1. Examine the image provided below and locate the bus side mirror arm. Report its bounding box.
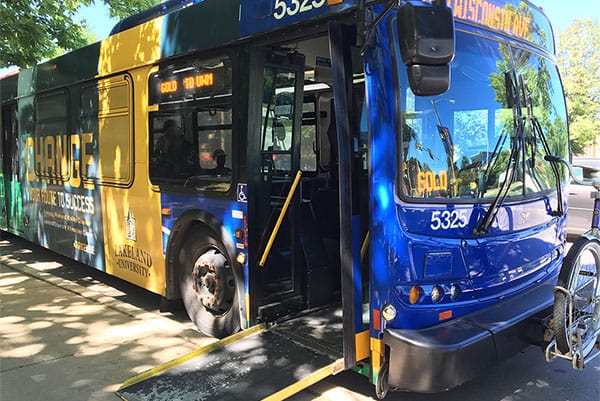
[397,0,455,96]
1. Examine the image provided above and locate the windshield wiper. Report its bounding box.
[473,121,523,235]
[473,71,523,236]
[520,75,563,216]
[477,72,515,199]
[431,98,456,195]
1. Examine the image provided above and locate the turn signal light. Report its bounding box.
[409,286,423,304]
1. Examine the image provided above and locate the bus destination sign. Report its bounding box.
[149,61,230,105]
[159,72,214,95]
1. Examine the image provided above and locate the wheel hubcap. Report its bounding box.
[191,249,233,315]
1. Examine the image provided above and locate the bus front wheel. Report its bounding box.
[178,226,240,338]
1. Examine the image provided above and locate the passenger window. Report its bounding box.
[149,106,233,192]
[148,56,234,193]
[35,90,68,179]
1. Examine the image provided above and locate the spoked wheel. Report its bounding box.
[375,360,389,399]
[178,226,240,339]
[554,238,600,357]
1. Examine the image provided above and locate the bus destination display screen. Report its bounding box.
[149,60,230,105]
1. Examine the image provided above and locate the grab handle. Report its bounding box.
[258,170,303,268]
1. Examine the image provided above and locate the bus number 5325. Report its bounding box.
[274,0,327,20]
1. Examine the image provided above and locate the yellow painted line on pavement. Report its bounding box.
[261,358,344,401]
[119,324,265,390]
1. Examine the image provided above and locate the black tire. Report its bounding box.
[178,226,240,339]
[554,237,600,355]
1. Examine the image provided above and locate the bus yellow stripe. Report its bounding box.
[355,330,370,361]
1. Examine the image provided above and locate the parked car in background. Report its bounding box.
[566,157,600,238]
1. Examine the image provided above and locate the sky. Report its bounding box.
[75,3,119,41]
[537,0,599,35]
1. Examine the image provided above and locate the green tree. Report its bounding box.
[0,0,160,68]
[557,20,600,155]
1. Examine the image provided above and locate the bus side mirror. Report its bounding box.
[398,0,455,96]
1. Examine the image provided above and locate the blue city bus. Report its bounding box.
[1,0,569,397]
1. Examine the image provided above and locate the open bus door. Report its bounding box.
[247,48,311,321]
[244,18,370,377]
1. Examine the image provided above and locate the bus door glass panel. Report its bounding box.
[261,69,296,173]
[81,76,132,185]
[514,50,569,194]
[259,63,302,300]
[399,32,513,201]
[300,97,317,172]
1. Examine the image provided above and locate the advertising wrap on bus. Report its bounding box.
[20,130,105,270]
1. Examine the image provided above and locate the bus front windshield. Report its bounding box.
[398,31,568,202]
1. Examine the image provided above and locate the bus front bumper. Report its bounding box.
[383,278,555,393]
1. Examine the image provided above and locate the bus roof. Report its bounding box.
[1,0,554,100]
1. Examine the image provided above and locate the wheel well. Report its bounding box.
[163,211,241,302]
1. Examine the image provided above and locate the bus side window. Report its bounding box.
[196,105,233,180]
[150,114,189,179]
[36,90,69,180]
[147,55,233,193]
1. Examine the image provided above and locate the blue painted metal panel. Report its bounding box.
[239,0,360,37]
[159,193,248,267]
[365,3,399,338]
[366,5,564,334]
[159,193,249,321]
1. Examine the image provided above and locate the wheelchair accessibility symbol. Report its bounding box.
[237,183,248,203]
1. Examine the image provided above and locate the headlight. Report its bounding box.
[450,284,461,301]
[431,285,444,303]
[382,303,397,321]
